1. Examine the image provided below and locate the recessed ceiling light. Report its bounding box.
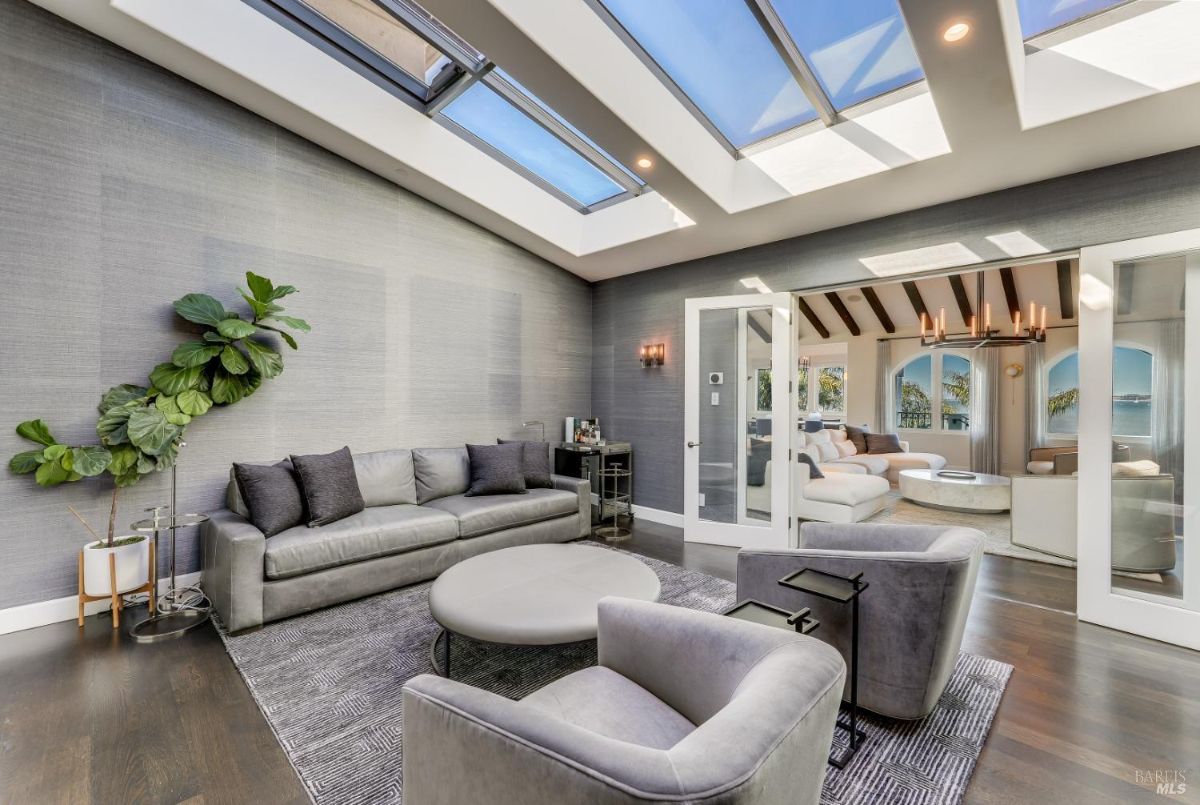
[636,157,654,169]
[943,22,970,42]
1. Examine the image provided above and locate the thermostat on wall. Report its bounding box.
[709,372,724,385]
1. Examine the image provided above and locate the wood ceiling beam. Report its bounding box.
[1056,259,1075,320]
[796,297,829,339]
[746,310,772,344]
[948,275,973,326]
[860,286,895,334]
[823,291,860,336]
[999,267,1021,323]
[901,281,929,327]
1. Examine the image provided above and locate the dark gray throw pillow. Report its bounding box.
[290,446,365,527]
[797,453,825,480]
[466,443,528,496]
[233,461,306,537]
[843,424,870,454]
[497,439,553,489]
[866,432,903,454]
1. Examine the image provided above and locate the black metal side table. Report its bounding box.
[778,568,869,769]
[722,599,819,634]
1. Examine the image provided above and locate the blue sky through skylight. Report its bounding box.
[600,0,817,148]
[444,82,625,207]
[1017,0,1130,38]
[770,0,924,110]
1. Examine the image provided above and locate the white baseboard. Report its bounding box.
[631,504,684,528]
[0,571,202,636]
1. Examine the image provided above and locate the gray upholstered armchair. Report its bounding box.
[737,523,984,721]
[402,597,845,805]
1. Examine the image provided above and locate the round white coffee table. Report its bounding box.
[898,469,1011,513]
[429,543,661,677]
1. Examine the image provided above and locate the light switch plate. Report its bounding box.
[698,493,706,507]
[711,392,720,405]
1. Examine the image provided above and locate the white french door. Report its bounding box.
[684,294,796,548]
[1077,229,1200,650]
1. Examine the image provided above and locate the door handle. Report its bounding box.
[687,441,702,448]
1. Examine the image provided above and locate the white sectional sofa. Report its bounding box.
[794,457,890,523]
[800,429,947,484]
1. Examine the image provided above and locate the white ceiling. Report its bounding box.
[33,0,1200,282]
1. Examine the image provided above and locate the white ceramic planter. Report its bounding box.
[82,536,150,597]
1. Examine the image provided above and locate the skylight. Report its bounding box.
[769,0,924,110]
[1018,0,1132,39]
[595,0,926,151]
[597,0,818,149]
[443,83,627,207]
[256,0,646,212]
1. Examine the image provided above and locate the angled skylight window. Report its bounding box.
[443,83,628,207]
[768,0,924,110]
[597,0,818,149]
[1017,0,1132,39]
[492,69,645,187]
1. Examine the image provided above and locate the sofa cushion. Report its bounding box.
[843,424,870,453]
[291,446,365,527]
[465,443,527,496]
[803,474,890,506]
[832,454,889,475]
[263,504,458,580]
[797,452,824,479]
[412,447,470,504]
[227,459,291,518]
[886,452,948,472]
[866,433,903,454]
[353,449,417,507]
[233,461,306,537]
[834,440,857,458]
[821,463,867,474]
[815,441,839,462]
[1113,459,1161,476]
[424,488,578,539]
[498,439,554,489]
[806,429,832,446]
[1026,460,1055,475]
[521,666,695,750]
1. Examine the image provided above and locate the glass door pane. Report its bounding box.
[1109,253,1194,605]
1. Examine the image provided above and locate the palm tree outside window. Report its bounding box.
[892,353,972,432]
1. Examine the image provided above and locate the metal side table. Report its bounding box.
[127,507,210,643]
[779,567,869,769]
[595,457,632,541]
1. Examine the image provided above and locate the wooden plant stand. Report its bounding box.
[77,541,155,629]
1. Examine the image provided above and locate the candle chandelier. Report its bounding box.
[921,271,1047,349]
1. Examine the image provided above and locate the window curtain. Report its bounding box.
[1024,341,1045,458]
[874,340,892,432]
[970,349,1001,474]
[1152,318,1185,504]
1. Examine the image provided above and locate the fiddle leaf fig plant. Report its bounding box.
[8,271,310,546]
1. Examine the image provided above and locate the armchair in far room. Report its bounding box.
[736,523,984,720]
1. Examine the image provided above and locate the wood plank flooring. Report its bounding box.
[1,522,1196,804]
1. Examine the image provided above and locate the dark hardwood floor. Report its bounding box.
[1,522,1197,804]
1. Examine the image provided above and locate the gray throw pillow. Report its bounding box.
[233,461,306,537]
[843,424,870,454]
[497,439,553,489]
[865,432,903,454]
[290,446,365,527]
[466,443,528,496]
[797,453,825,479]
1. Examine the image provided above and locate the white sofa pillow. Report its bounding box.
[816,441,840,462]
[808,429,832,445]
[834,440,857,458]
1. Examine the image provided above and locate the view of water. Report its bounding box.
[1048,399,1152,437]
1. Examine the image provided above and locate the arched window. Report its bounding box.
[1045,346,1153,437]
[891,352,972,432]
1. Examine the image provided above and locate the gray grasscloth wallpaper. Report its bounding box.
[594,146,1200,514]
[0,0,590,610]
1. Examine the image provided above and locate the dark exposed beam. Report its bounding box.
[823,291,860,336]
[948,275,973,326]
[999,267,1020,323]
[746,310,772,344]
[796,297,829,339]
[1056,259,1075,320]
[860,286,895,334]
[1117,263,1134,315]
[901,281,929,327]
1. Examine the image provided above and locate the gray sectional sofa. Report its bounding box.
[202,446,590,632]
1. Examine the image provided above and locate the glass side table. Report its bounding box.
[127,508,210,643]
[595,461,632,541]
[779,567,869,769]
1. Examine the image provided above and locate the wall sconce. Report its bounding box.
[640,344,665,368]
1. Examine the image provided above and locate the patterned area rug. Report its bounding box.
[217,543,1010,805]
